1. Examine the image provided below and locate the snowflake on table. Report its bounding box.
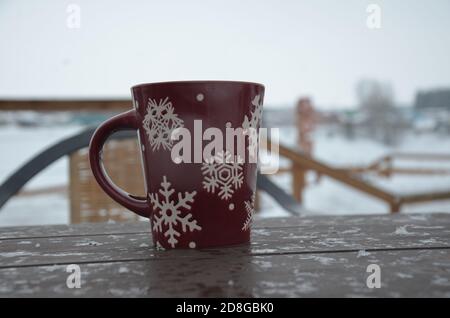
[149,176,201,248]
[201,151,244,200]
[242,95,263,162]
[242,194,255,231]
[142,97,184,151]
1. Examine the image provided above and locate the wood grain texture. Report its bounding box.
[0,214,449,297]
[1,249,449,297]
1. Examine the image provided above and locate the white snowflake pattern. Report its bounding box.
[242,94,263,131]
[149,176,201,248]
[242,95,263,161]
[242,194,255,231]
[142,97,184,151]
[201,151,244,200]
[155,241,165,251]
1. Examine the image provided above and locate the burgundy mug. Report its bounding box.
[89,81,264,249]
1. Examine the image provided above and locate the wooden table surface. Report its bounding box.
[0,213,449,297]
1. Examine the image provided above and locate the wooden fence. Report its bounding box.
[264,138,450,213]
[3,99,450,214]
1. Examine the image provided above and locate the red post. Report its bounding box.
[296,97,315,155]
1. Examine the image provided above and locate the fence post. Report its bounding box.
[292,162,306,203]
[254,190,261,211]
[294,97,315,203]
[390,200,401,213]
[296,97,315,155]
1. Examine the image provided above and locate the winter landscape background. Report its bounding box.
[1,0,450,226]
[0,110,449,226]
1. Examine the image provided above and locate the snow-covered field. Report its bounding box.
[0,125,83,226]
[260,127,450,217]
[0,125,449,226]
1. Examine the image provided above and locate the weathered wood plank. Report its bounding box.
[0,221,148,240]
[0,216,449,268]
[1,213,448,239]
[0,249,448,297]
[255,213,450,228]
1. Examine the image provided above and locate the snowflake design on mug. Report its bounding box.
[149,176,201,248]
[242,95,263,131]
[242,95,263,162]
[201,150,244,200]
[143,97,184,151]
[242,194,255,231]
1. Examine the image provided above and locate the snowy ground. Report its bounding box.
[260,127,450,218]
[0,125,449,226]
[0,125,83,226]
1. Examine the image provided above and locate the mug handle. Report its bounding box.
[89,109,148,218]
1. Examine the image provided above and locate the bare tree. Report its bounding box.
[356,79,403,145]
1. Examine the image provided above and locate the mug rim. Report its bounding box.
[132,80,265,90]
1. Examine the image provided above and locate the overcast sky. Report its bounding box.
[1,0,449,108]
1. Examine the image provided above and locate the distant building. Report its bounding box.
[415,89,450,110]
